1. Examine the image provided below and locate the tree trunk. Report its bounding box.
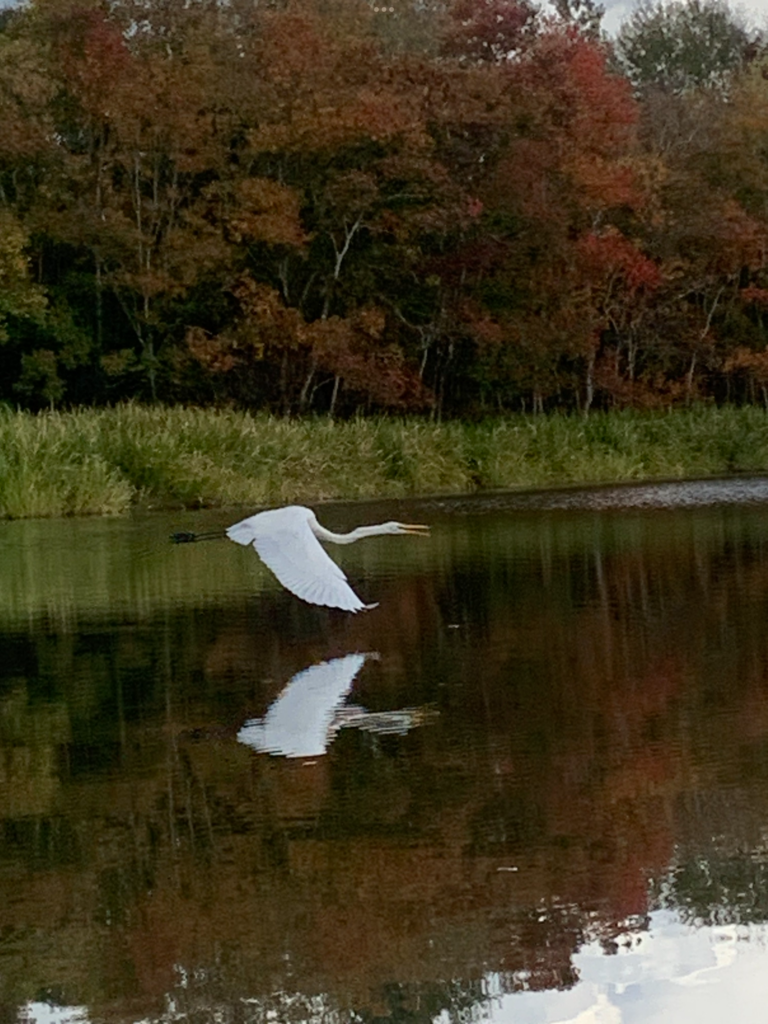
[299,357,317,412]
[686,351,696,404]
[329,374,341,418]
[584,350,595,416]
[94,254,103,354]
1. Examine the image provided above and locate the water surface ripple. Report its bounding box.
[412,474,768,514]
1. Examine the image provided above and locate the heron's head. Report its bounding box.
[386,521,430,536]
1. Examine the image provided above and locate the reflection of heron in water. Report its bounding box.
[172,505,430,612]
[237,653,437,759]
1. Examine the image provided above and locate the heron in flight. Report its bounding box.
[172,505,429,612]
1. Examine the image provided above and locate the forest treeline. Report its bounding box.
[2,0,768,416]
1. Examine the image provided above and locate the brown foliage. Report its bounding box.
[187,280,431,412]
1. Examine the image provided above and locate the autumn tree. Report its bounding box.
[181,0,483,414]
[618,31,768,402]
[0,211,46,337]
[453,26,645,410]
[44,1,236,399]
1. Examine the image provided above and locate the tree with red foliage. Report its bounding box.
[457,27,645,409]
[441,0,539,64]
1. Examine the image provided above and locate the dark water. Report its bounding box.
[3,481,768,1023]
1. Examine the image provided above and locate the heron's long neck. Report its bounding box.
[312,523,388,545]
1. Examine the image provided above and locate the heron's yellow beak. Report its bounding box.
[400,523,431,535]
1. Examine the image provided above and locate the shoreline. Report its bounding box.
[2,404,768,519]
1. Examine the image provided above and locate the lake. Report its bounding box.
[3,480,768,1023]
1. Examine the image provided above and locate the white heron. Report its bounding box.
[172,504,429,612]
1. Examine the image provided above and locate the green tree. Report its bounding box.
[0,211,46,337]
[615,0,756,94]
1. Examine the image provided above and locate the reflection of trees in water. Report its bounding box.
[152,977,492,1024]
[2,510,768,1017]
[660,856,768,928]
[657,787,768,927]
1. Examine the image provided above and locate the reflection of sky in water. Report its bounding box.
[17,1006,88,1024]
[463,910,768,1024]
[18,913,768,1024]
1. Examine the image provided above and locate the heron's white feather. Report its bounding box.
[226,506,370,612]
[223,504,427,611]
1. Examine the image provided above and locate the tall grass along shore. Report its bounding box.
[2,404,768,519]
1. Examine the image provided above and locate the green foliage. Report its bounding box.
[0,211,46,339]
[0,409,133,518]
[615,0,753,93]
[1,405,768,519]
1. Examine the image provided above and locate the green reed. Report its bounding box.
[1,404,768,518]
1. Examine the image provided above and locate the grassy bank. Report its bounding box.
[2,404,768,518]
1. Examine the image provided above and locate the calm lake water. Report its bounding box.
[3,480,768,1024]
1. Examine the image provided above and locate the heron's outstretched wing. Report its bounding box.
[244,513,373,612]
